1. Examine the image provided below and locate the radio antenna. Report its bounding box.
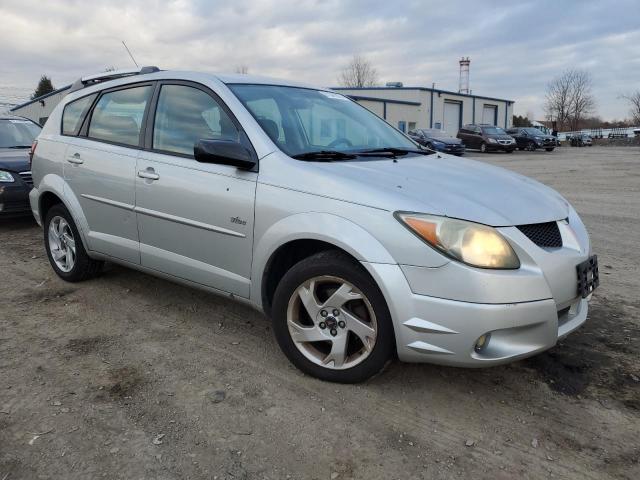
[122,41,139,67]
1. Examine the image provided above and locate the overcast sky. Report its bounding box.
[1,0,638,120]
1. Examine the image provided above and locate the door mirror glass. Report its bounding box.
[194,139,256,170]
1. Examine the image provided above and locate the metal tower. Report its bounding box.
[459,57,470,94]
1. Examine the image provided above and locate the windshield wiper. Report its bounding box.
[7,145,32,149]
[354,147,434,157]
[292,150,357,161]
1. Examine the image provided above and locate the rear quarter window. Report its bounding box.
[88,86,153,147]
[62,94,97,136]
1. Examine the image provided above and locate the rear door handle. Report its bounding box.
[138,169,160,181]
[67,152,84,164]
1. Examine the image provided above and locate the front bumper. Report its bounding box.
[0,176,32,217]
[436,144,466,155]
[487,142,516,151]
[362,214,593,367]
[363,262,589,366]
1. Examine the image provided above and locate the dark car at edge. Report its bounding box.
[506,127,556,152]
[457,124,516,153]
[408,128,465,156]
[0,116,41,217]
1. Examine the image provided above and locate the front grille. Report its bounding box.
[498,139,513,145]
[517,221,562,248]
[19,171,33,187]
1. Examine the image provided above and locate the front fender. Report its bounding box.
[250,212,397,306]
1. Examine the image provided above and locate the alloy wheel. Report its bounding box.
[286,276,378,370]
[48,216,76,272]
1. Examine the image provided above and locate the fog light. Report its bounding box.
[474,333,491,352]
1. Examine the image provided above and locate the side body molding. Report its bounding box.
[250,212,397,308]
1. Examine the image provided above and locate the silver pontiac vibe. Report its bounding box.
[29,67,598,383]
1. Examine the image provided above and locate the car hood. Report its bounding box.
[300,153,569,226]
[430,137,462,145]
[0,149,30,172]
[486,135,514,141]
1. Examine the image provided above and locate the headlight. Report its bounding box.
[0,170,15,183]
[395,212,520,269]
[487,138,497,144]
[432,141,445,147]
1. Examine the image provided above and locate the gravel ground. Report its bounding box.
[1,146,638,480]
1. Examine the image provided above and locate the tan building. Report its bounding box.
[333,86,514,135]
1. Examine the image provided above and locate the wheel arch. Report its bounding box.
[252,212,396,316]
[36,174,91,250]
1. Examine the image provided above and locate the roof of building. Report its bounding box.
[332,86,514,104]
[345,95,421,106]
[9,84,72,112]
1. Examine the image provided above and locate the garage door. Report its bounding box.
[482,105,497,125]
[443,101,461,136]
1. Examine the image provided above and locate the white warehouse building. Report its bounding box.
[332,85,514,135]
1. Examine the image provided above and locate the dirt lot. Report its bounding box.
[1,146,639,479]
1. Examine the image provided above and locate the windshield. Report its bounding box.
[523,128,544,136]
[481,126,507,135]
[0,119,41,148]
[229,84,417,157]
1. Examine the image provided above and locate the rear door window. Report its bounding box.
[152,84,239,156]
[62,94,97,136]
[88,86,153,147]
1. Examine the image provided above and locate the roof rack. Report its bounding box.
[68,66,160,93]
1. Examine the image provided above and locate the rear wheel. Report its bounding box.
[480,142,487,153]
[271,250,394,383]
[526,141,536,151]
[545,147,554,152]
[44,204,103,282]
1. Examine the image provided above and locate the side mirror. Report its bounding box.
[194,139,256,170]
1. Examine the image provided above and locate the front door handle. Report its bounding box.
[67,152,84,164]
[138,169,160,181]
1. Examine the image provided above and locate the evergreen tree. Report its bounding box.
[32,75,55,99]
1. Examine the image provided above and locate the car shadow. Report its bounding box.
[0,215,37,232]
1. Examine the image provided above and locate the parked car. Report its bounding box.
[0,115,41,217]
[408,128,465,156]
[506,127,556,152]
[457,124,516,153]
[29,67,598,383]
[569,134,593,147]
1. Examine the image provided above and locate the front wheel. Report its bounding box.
[545,148,555,152]
[271,250,394,383]
[480,142,487,153]
[44,204,103,282]
[526,141,536,151]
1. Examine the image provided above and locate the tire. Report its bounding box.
[480,142,487,153]
[526,141,536,151]
[271,250,394,383]
[44,204,103,282]
[505,149,514,153]
[425,142,433,151]
[545,148,554,152]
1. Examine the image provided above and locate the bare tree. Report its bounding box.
[235,65,249,75]
[621,90,640,124]
[545,69,595,131]
[338,55,378,87]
